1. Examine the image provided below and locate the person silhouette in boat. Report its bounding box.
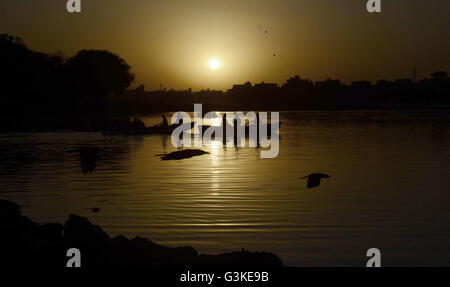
[222,113,227,143]
[162,114,168,127]
[256,113,260,147]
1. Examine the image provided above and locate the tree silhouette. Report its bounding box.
[0,34,65,130]
[66,50,134,97]
[65,50,135,129]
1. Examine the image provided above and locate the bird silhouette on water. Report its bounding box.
[70,146,101,175]
[300,173,330,188]
[158,149,210,161]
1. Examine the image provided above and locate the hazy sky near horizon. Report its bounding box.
[1,0,449,90]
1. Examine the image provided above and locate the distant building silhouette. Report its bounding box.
[351,81,372,89]
[1,33,449,132]
[431,71,448,81]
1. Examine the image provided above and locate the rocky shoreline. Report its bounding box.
[0,200,283,268]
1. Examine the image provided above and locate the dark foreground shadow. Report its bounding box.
[0,200,283,268]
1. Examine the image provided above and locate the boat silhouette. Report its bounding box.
[197,122,281,138]
[104,121,195,136]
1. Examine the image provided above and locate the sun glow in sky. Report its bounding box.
[209,58,221,70]
[1,0,449,90]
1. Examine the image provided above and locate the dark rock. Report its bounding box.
[65,214,110,242]
[0,200,284,268]
[0,199,21,223]
[38,223,63,241]
[0,200,57,267]
[111,235,198,267]
[64,214,113,267]
[197,250,283,267]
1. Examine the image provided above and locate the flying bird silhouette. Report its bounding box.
[300,173,330,188]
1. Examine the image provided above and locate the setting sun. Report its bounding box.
[209,58,221,70]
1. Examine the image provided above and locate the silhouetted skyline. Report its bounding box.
[121,72,449,113]
[1,0,449,90]
[1,33,449,133]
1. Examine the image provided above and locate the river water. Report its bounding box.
[1,110,450,266]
